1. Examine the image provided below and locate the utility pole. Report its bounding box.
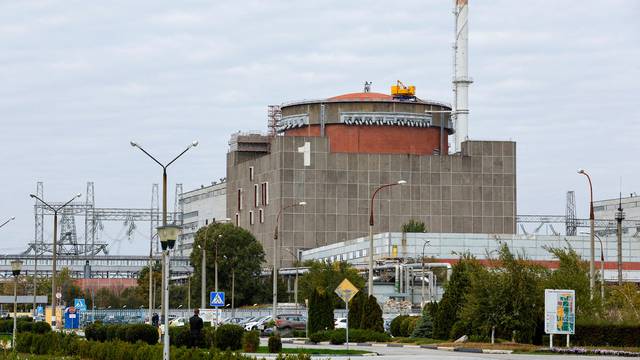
[615,194,625,285]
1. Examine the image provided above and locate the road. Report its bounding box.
[257,340,623,359]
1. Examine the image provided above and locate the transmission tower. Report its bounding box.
[565,191,577,236]
[84,182,95,257]
[150,183,159,254]
[59,207,79,256]
[34,182,44,255]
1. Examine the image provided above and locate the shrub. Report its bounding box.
[204,326,217,348]
[361,295,384,332]
[411,306,434,338]
[169,326,191,348]
[328,328,390,344]
[242,330,260,353]
[268,334,282,353]
[389,315,409,337]
[400,317,419,337]
[32,321,52,334]
[573,323,640,347]
[308,331,330,343]
[86,323,158,345]
[124,324,159,345]
[85,322,106,342]
[215,324,244,350]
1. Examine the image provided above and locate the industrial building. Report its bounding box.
[226,87,516,266]
[177,180,227,254]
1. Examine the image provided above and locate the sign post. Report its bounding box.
[544,289,575,349]
[334,279,359,350]
[209,291,225,325]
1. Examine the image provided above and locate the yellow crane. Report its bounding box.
[391,80,416,97]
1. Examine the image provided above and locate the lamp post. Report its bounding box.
[273,201,306,321]
[11,259,22,350]
[283,248,300,310]
[421,240,430,307]
[368,180,407,296]
[157,224,181,360]
[29,193,81,329]
[0,216,15,229]
[594,234,605,300]
[131,139,197,360]
[577,169,595,299]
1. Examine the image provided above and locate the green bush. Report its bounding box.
[204,326,217,348]
[169,326,190,348]
[308,288,334,334]
[389,315,409,337]
[268,334,282,353]
[242,330,259,353]
[411,306,434,338]
[308,330,330,343]
[85,323,158,345]
[31,321,52,334]
[573,323,640,347]
[400,317,419,337]
[215,324,244,350]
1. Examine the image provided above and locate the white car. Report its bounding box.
[169,317,187,327]
[334,318,347,329]
[244,315,272,331]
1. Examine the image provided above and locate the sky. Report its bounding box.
[0,1,638,255]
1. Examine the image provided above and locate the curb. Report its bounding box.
[282,340,514,355]
[454,347,483,353]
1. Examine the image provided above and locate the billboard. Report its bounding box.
[544,289,575,335]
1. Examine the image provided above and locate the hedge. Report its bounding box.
[573,323,640,347]
[242,330,260,353]
[389,315,409,337]
[215,324,244,350]
[85,322,158,345]
[308,329,390,344]
[16,331,310,360]
[0,318,51,334]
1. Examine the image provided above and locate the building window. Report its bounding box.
[249,211,254,225]
[254,184,259,208]
[237,188,243,211]
[261,182,269,205]
[249,166,254,181]
[259,209,264,223]
[235,213,239,226]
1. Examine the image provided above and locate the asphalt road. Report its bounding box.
[255,340,624,359]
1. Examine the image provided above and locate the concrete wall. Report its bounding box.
[227,137,516,266]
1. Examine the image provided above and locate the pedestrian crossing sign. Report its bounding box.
[210,292,225,307]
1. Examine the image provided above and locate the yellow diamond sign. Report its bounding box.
[335,278,359,304]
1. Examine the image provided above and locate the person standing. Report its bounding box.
[189,308,204,348]
[152,312,160,327]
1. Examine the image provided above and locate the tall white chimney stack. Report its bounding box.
[453,0,472,153]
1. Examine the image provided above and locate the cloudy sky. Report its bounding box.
[0,1,638,255]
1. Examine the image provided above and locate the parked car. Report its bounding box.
[169,317,186,327]
[223,317,245,325]
[334,318,347,329]
[244,315,272,331]
[275,314,306,331]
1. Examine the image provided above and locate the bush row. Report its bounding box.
[16,332,307,360]
[0,318,50,334]
[169,324,245,351]
[85,322,158,345]
[389,315,419,337]
[573,323,640,347]
[308,329,390,344]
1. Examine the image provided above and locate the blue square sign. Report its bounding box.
[210,292,225,307]
[74,298,87,312]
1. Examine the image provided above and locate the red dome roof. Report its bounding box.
[327,92,393,101]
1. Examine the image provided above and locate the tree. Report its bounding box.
[347,292,365,329]
[308,288,334,333]
[190,223,267,306]
[411,304,434,338]
[432,253,482,339]
[137,262,163,309]
[401,219,427,233]
[299,261,365,308]
[360,295,384,332]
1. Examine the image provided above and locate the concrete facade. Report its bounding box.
[177,181,227,255]
[227,135,516,266]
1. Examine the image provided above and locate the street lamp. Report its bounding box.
[29,193,81,329]
[131,139,197,360]
[593,234,606,300]
[0,216,15,229]
[283,248,301,311]
[158,224,181,360]
[11,259,22,350]
[421,240,431,306]
[368,180,407,296]
[273,201,306,321]
[577,169,595,299]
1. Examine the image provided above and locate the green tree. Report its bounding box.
[299,261,364,308]
[190,223,267,306]
[347,292,365,329]
[360,295,384,332]
[545,244,601,319]
[432,253,482,339]
[411,304,434,338]
[401,219,427,233]
[308,288,334,333]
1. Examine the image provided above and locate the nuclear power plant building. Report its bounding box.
[226,90,516,265]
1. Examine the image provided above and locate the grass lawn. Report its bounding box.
[257,346,370,355]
